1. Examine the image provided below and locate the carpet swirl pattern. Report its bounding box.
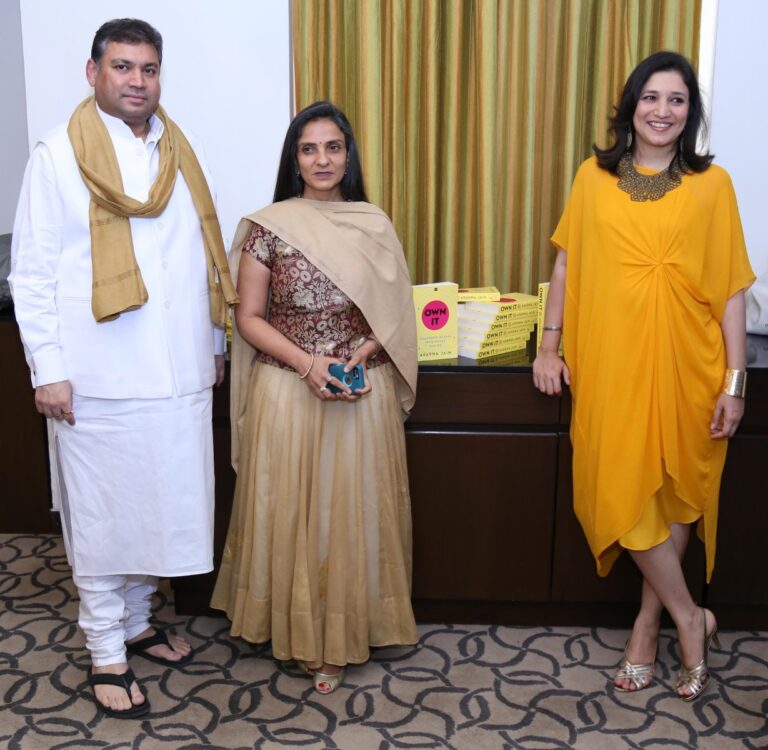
[1,534,766,749]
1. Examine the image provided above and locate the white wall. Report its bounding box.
[0,0,30,233]
[17,0,291,242]
[710,0,767,286]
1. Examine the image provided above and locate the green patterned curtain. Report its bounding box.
[292,0,701,291]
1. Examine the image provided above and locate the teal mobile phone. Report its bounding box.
[327,363,365,394]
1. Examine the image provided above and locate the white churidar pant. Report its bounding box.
[74,573,157,666]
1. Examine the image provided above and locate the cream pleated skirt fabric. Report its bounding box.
[211,361,418,667]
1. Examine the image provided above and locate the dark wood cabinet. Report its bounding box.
[171,347,766,626]
[406,370,559,605]
[0,314,56,534]
[709,434,768,610]
[408,431,557,602]
[172,347,768,627]
[3,314,766,628]
[408,371,559,426]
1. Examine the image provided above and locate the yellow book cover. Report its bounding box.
[459,340,528,358]
[464,293,538,316]
[459,332,531,351]
[457,286,501,302]
[413,282,459,361]
[536,282,549,352]
[467,292,538,312]
[472,347,531,365]
[458,308,537,328]
[500,291,538,307]
[535,281,563,356]
[460,328,531,347]
[458,319,534,338]
[486,318,535,334]
[459,325,531,344]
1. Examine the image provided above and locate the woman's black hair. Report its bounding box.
[594,50,713,174]
[273,101,368,202]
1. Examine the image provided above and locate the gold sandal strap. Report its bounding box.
[615,658,654,689]
[677,659,709,694]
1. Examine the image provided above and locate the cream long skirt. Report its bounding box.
[211,361,418,667]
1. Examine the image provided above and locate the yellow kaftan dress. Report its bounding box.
[552,157,754,581]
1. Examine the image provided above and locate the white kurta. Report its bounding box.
[10,107,222,576]
[54,390,214,576]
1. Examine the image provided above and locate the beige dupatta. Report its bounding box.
[228,198,417,471]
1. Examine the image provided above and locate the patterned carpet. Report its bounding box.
[1,534,766,750]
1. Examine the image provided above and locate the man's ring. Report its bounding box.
[319,387,327,393]
[62,411,73,416]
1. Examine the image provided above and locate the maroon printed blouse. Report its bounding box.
[242,223,390,370]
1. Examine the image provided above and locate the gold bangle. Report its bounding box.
[298,353,314,380]
[722,368,747,398]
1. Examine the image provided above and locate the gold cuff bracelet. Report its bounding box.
[723,368,747,399]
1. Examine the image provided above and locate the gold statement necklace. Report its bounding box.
[616,151,686,202]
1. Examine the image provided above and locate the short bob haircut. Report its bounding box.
[594,50,713,174]
[273,101,368,203]
[91,18,163,65]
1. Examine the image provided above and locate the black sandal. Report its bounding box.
[126,628,194,667]
[87,667,150,719]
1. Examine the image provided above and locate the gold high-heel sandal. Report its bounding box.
[313,666,346,695]
[614,642,657,692]
[677,608,720,702]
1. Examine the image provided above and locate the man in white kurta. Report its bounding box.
[9,19,227,717]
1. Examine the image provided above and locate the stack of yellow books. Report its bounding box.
[458,292,538,359]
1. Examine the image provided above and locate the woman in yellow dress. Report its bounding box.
[533,52,754,701]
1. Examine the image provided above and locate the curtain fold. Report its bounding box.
[292,0,701,291]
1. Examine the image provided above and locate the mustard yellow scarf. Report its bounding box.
[67,96,237,323]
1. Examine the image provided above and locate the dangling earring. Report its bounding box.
[344,157,349,176]
[626,128,633,150]
[295,168,303,197]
